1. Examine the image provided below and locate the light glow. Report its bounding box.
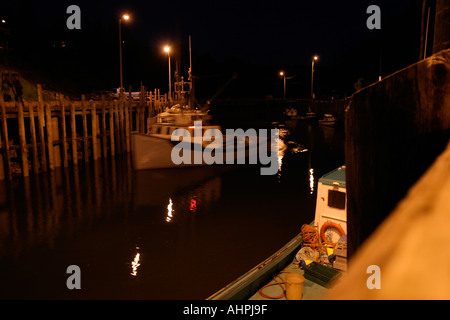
[131,252,140,276]
[166,198,174,222]
[309,168,315,194]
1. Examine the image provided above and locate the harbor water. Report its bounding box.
[0,120,344,299]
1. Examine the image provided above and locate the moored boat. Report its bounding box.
[207,165,347,300]
[131,105,268,171]
[318,114,337,127]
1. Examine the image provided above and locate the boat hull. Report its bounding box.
[131,134,205,170]
[131,133,263,171]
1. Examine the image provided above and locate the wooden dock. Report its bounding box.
[0,84,170,180]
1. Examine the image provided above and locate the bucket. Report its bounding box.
[285,273,305,300]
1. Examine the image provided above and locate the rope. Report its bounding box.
[301,224,322,250]
[257,271,292,299]
[258,225,326,299]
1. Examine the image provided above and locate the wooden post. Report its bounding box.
[101,97,107,158]
[45,103,55,171]
[114,100,120,154]
[91,100,99,161]
[70,101,78,166]
[109,102,115,156]
[51,114,61,168]
[81,95,89,162]
[119,95,125,153]
[148,91,153,118]
[17,101,29,177]
[37,85,47,172]
[60,97,69,167]
[136,101,140,133]
[140,84,145,134]
[125,94,131,152]
[0,96,12,180]
[28,102,39,173]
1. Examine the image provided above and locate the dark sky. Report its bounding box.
[1,0,424,99]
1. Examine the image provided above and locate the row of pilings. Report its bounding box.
[0,84,171,180]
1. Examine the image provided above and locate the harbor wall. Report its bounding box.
[345,48,450,258]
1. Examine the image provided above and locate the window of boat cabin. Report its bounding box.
[328,190,345,210]
[160,116,175,124]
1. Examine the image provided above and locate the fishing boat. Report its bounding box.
[207,165,347,300]
[318,114,336,127]
[131,105,269,170]
[132,105,214,170]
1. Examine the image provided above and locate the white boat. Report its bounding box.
[285,107,300,119]
[131,105,264,170]
[299,110,317,122]
[318,114,336,126]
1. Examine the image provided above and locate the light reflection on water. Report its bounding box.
[131,251,141,277]
[0,121,344,299]
[166,198,174,223]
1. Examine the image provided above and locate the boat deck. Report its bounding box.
[249,262,330,300]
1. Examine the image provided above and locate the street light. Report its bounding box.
[119,14,130,95]
[164,46,172,101]
[279,71,286,99]
[311,55,319,100]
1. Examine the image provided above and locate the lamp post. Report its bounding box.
[119,14,130,96]
[164,46,172,101]
[279,71,286,99]
[311,55,319,100]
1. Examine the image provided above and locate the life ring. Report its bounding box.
[320,221,345,245]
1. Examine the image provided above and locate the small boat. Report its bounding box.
[285,107,301,120]
[207,166,347,300]
[318,114,336,127]
[299,111,317,122]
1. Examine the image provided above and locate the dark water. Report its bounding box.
[0,120,344,299]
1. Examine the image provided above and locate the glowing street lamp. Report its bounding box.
[164,46,172,101]
[279,71,286,99]
[119,14,130,94]
[311,55,319,99]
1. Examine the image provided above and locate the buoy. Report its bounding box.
[320,221,345,245]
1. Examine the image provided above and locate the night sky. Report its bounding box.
[0,0,423,100]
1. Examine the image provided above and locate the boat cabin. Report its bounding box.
[146,106,218,140]
[314,165,347,245]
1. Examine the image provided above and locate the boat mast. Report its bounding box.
[189,35,195,109]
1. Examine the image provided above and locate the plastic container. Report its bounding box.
[285,273,305,300]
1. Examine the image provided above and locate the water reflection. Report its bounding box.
[190,197,197,213]
[131,251,141,277]
[166,198,174,223]
[309,168,315,194]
